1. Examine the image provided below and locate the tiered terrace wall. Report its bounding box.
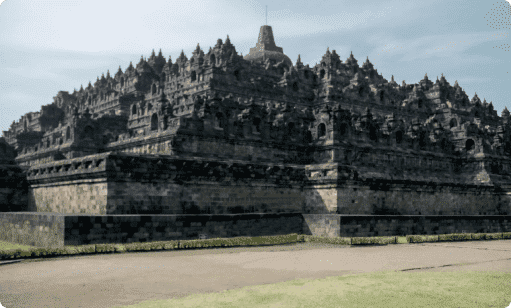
[25,152,308,215]
[3,152,511,248]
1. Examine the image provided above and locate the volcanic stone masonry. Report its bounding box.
[2,25,511,247]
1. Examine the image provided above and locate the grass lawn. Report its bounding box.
[120,270,510,308]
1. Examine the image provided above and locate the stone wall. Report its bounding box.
[13,152,511,249]
[303,186,339,213]
[105,130,309,165]
[301,214,340,237]
[341,215,511,237]
[303,214,511,238]
[108,182,304,214]
[4,212,511,249]
[0,138,28,212]
[0,212,66,247]
[0,212,303,248]
[28,180,305,216]
[29,179,108,214]
[303,184,507,215]
[25,153,309,215]
[334,183,508,215]
[0,166,28,212]
[24,153,511,217]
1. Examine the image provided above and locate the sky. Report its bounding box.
[1,0,511,135]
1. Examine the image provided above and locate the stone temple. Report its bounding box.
[1,25,511,248]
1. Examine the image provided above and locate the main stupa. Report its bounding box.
[243,25,293,67]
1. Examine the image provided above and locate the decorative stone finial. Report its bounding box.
[346,51,357,64]
[177,50,187,63]
[296,54,303,66]
[503,106,510,117]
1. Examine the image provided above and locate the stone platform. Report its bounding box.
[0,212,303,248]
[3,151,511,249]
[2,211,511,248]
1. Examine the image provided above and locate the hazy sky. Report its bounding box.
[1,0,511,135]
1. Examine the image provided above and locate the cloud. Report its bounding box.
[3,67,61,81]
[0,0,434,55]
[368,30,509,63]
[455,77,491,85]
[0,93,42,132]
[1,91,44,102]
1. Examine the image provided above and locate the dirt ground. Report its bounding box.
[1,240,511,308]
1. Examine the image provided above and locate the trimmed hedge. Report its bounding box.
[301,235,351,245]
[2,232,511,261]
[438,233,472,242]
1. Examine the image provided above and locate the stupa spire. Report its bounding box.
[254,25,282,53]
[503,106,510,117]
[243,25,291,67]
[296,54,303,67]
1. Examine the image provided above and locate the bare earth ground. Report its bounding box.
[0,240,510,308]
